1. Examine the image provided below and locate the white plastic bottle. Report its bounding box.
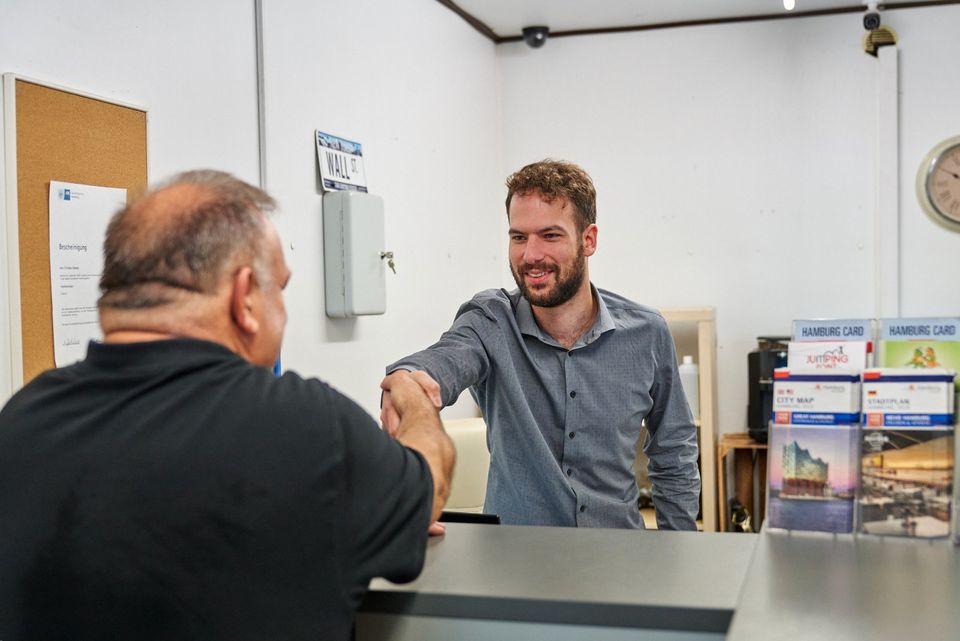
[678,355,700,421]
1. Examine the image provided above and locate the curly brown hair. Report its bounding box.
[504,160,596,232]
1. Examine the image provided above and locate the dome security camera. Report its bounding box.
[522,26,549,49]
[862,1,881,31]
[863,11,881,30]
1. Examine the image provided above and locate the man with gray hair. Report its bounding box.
[0,170,454,641]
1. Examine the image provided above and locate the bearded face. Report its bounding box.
[507,191,595,310]
[511,241,586,308]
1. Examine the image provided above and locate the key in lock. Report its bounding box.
[380,251,396,274]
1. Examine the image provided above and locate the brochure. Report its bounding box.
[767,424,858,533]
[878,318,960,391]
[858,428,954,538]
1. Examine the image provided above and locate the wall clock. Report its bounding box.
[916,135,960,231]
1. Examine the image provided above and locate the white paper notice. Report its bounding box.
[49,181,127,366]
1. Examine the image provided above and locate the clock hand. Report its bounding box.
[939,166,960,180]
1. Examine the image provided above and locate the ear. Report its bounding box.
[230,266,260,336]
[582,223,598,257]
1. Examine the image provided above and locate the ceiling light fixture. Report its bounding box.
[783,0,796,10]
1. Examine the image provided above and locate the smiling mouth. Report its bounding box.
[524,268,553,284]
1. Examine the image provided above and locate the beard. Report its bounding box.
[511,244,586,308]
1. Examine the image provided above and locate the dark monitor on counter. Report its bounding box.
[439,511,500,525]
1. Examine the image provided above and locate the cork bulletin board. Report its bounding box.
[3,76,147,386]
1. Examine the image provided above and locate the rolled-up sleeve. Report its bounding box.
[387,303,492,408]
[643,322,701,531]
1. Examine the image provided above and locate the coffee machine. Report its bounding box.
[747,336,790,443]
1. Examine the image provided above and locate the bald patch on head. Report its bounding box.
[130,182,216,222]
[120,183,220,254]
[98,170,275,310]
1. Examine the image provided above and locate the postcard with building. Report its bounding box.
[767,425,858,533]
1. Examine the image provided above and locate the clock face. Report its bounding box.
[918,136,960,231]
[927,143,960,224]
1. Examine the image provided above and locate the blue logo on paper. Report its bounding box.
[62,189,71,201]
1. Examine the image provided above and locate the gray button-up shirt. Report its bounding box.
[388,287,700,530]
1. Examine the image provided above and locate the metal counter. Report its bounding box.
[727,529,960,640]
[358,523,757,641]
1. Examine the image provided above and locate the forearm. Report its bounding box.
[648,455,701,530]
[647,320,701,530]
[397,409,456,523]
[387,325,489,407]
[645,416,701,529]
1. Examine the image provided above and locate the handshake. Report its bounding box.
[379,370,454,535]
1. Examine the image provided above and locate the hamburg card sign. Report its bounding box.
[316,131,368,192]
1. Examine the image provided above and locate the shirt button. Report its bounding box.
[569,390,577,398]
[579,505,586,513]
[568,431,575,439]
[566,468,572,476]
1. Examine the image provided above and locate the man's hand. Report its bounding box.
[379,370,454,525]
[380,370,443,437]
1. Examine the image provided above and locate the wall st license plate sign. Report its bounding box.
[316,130,368,192]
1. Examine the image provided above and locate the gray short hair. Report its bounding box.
[98,170,276,309]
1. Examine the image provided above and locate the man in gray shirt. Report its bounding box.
[381,160,699,530]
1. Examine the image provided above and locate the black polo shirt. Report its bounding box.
[0,339,433,641]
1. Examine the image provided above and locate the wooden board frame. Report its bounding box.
[1,74,147,396]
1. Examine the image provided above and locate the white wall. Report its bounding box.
[0,0,501,416]
[0,0,261,183]
[0,0,261,401]
[260,0,500,416]
[497,8,960,435]
[895,6,960,316]
[1,2,956,430]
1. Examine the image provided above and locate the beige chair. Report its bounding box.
[442,417,489,513]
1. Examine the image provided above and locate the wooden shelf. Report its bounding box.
[717,433,768,532]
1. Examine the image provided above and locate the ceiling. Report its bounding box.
[444,0,906,41]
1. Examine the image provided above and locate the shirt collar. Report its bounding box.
[85,337,240,369]
[516,284,616,349]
